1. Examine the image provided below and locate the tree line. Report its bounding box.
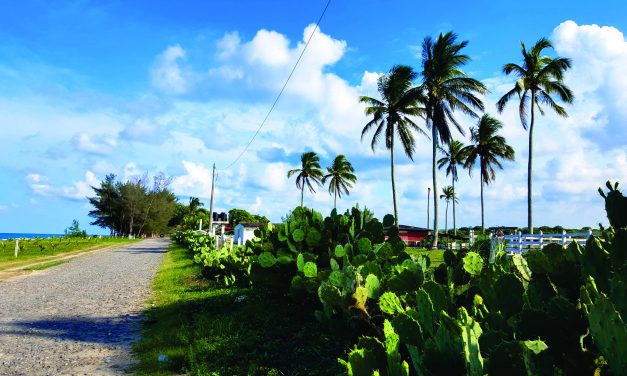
[89,176,271,237]
[88,173,177,237]
[289,32,572,248]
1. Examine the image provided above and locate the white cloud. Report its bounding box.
[216,32,241,60]
[552,21,627,141]
[72,132,118,155]
[123,162,143,181]
[244,29,291,66]
[260,162,287,192]
[26,171,99,200]
[248,196,262,213]
[150,44,190,94]
[171,160,213,198]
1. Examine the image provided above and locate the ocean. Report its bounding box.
[0,233,65,240]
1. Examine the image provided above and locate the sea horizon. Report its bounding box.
[0,233,66,240]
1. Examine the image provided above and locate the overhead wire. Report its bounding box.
[218,0,332,170]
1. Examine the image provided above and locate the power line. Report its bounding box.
[219,0,332,170]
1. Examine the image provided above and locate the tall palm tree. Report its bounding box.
[463,114,515,233]
[287,151,324,208]
[439,185,458,236]
[496,38,573,234]
[322,155,357,210]
[437,140,467,235]
[421,31,487,248]
[360,65,427,226]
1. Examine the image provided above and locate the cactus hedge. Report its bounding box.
[173,181,627,375]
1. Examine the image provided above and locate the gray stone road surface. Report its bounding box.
[0,238,168,375]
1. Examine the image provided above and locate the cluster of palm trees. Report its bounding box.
[360,32,573,247]
[287,152,357,209]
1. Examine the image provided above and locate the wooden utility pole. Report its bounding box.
[208,163,216,232]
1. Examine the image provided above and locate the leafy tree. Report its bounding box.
[496,37,574,233]
[322,155,357,210]
[287,151,324,208]
[228,208,269,226]
[88,174,120,235]
[64,219,87,238]
[421,31,487,248]
[439,185,458,235]
[360,65,427,226]
[88,173,177,237]
[437,140,467,235]
[463,114,515,233]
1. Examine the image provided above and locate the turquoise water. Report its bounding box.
[0,233,65,240]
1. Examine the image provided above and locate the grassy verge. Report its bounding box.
[0,237,137,271]
[406,248,446,267]
[23,260,69,271]
[133,244,352,375]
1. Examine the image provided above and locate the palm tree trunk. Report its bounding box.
[301,185,304,208]
[481,178,485,234]
[334,191,337,210]
[445,200,449,235]
[391,139,399,227]
[431,127,439,249]
[528,95,535,234]
[452,178,456,236]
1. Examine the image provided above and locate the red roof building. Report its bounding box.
[398,225,431,247]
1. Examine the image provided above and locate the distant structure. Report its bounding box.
[234,223,266,245]
[397,225,431,247]
[212,212,228,222]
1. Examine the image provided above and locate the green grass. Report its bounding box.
[23,259,69,271]
[0,237,137,270]
[133,244,352,375]
[406,248,446,267]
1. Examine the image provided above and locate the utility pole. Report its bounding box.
[427,187,431,229]
[208,163,216,232]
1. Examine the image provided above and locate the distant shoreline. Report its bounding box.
[0,233,65,240]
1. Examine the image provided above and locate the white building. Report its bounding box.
[233,223,265,245]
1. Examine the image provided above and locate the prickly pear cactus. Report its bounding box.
[588,293,627,375]
[599,181,627,228]
[462,252,484,276]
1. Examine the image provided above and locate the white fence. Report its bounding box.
[494,229,593,254]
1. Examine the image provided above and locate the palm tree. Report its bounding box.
[322,155,357,210]
[421,32,487,248]
[187,197,203,213]
[437,140,467,235]
[360,65,427,226]
[496,38,573,234]
[287,151,324,208]
[439,185,458,236]
[463,114,515,233]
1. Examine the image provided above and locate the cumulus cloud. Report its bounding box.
[151,45,190,94]
[171,161,214,198]
[551,21,627,146]
[26,171,99,200]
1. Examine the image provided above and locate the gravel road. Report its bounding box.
[0,238,168,375]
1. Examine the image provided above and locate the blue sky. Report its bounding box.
[1,0,626,234]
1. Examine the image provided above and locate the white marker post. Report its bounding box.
[14,239,19,257]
